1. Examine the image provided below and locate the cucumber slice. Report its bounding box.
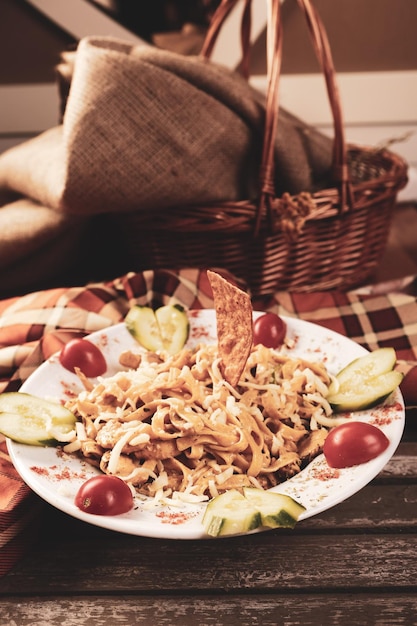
[327,347,403,412]
[125,304,189,355]
[155,305,190,355]
[243,487,306,529]
[328,370,403,412]
[331,347,397,388]
[125,306,164,352]
[202,487,306,537]
[202,489,261,537]
[0,392,76,446]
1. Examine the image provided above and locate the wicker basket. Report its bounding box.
[119,0,408,296]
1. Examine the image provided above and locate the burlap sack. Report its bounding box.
[0,36,333,216]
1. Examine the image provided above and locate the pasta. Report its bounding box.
[64,343,334,503]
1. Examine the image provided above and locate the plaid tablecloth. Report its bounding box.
[1,268,416,576]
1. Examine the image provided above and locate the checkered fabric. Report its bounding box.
[0,440,43,577]
[1,269,415,394]
[0,268,241,393]
[252,288,417,365]
[1,268,416,576]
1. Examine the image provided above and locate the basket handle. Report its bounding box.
[201,0,354,232]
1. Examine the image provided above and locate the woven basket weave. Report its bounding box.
[121,0,408,296]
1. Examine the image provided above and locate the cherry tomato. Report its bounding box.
[59,338,107,377]
[400,366,417,407]
[75,475,134,516]
[323,421,389,468]
[253,313,287,349]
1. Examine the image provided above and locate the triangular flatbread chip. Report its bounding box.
[207,270,253,387]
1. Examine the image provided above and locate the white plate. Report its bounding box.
[8,311,405,539]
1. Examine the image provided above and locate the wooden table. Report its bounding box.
[1,410,416,626]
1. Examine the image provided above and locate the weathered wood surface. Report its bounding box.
[1,594,417,626]
[3,526,417,593]
[1,416,416,626]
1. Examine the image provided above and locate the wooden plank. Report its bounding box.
[2,530,417,594]
[379,454,417,480]
[0,593,416,626]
